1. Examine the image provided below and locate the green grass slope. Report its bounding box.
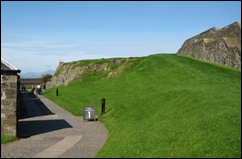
[44,54,241,158]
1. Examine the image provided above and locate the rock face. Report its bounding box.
[46,62,109,88]
[177,22,241,70]
[46,58,139,88]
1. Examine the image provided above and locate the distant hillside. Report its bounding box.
[20,69,55,78]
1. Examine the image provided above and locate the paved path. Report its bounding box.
[1,91,109,158]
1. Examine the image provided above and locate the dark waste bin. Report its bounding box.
[83,106,96,122]
[102,98,105,114]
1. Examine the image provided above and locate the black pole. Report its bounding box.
[102,98,105,114]
[56,88,58,96]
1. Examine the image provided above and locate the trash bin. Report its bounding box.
[83,106,96,122]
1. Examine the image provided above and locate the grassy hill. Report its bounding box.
[44,54,241,158]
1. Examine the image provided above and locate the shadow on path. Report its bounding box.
[18,119,72,138]
[17,91,72,138]
[18,91,54,119]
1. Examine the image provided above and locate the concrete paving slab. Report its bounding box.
[32,135,83,158]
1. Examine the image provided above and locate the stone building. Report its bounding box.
[1,57,21,136]
[177,22,241,70]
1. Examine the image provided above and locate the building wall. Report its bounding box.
[1,74,19,136]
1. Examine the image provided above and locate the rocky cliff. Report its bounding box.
[177,22,241,70]
[46,57,140,88]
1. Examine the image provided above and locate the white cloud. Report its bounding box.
[1,38,98,73]
[1,34,179,74]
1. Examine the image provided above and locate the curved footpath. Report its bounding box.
[1,91,109,158]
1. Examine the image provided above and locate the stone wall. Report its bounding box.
[1,74,19,136]
[177,22,241,70]
[20,78,42,85]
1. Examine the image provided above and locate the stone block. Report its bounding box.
[1,98,12,106]
[1,113,6,119]
[1,92,6,100]
[10,82,17,89]
[5,89,17,99]
[1,82,9,89]
[7,114,17,120]
[1,75,17,82]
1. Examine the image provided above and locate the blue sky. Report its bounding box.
[1,1,241,74]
